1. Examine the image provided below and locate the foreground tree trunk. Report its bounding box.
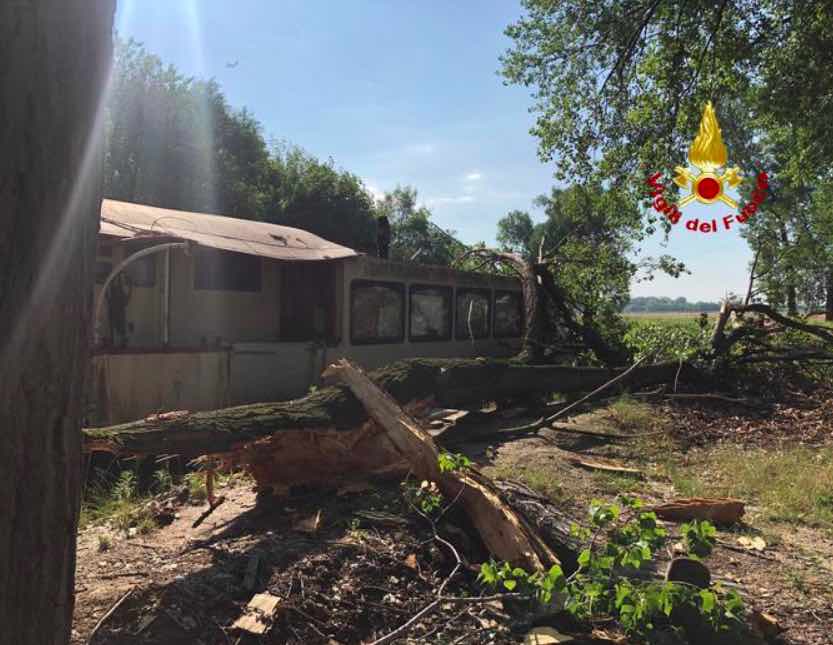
[0,3,114,643]
[826,269,833,322]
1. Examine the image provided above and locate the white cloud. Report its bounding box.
[365,182,386,202]
[464,171,482,181]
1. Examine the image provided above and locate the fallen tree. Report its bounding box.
[325,359,559,570]
[82,357,687,458]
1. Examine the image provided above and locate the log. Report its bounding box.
[83,357,686,457]
[325,359,558,570]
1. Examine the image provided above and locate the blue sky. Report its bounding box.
[115,0,753,301]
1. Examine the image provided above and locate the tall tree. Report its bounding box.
[376,186,465,266]
[0,2,115,643]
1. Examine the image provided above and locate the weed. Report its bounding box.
[97,533,112,552]
[607,396,656,433]
[185,472,208,503]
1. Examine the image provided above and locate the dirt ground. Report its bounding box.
[72,392,833,644]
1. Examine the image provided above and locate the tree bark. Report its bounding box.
[324,360,559,570]
[83,358,685,457]
[825,269,833,322]
[0,3,114,644]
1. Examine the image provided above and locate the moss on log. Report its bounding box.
[83,357,687,456]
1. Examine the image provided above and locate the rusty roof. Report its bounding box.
[100,199,358,261]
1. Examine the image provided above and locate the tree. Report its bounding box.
[104,39,380,252]
[264,145,378,252]
[0,2,115,642]
[376,186,465,266]
[496,210,535,257]
[502,1,833,316]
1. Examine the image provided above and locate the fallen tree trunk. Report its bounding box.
[83,358,687,456]
[325,359,558,570]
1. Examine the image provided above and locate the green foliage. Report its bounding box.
[184,472,207,503]
[81,469,155,534]
[681,520,717,559]
[113,471,137,502]
[437,452,472,473]
[402,480,443,516]
[479,496,743,641]
[105,38,378,251]
[623,320,710,362]
[377,185,465,266]
[152,468,174,494]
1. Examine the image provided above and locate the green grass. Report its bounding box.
[486,464,566,502]
[607,395,658,433]
[665,446,833,530]
[80,470,162,533]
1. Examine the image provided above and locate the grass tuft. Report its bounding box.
[666,446,833,530]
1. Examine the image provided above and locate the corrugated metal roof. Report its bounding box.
[99,199,358,261]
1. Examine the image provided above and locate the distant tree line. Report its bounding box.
[103,38,460,262]
[624,297,720,313]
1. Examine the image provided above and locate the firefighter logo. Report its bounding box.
[646,102,769,234]
[673,102,742,209]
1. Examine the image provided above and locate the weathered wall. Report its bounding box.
[92,351,230,424]
[167,249,280,346]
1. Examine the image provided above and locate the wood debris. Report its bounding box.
[292,509,322,534]
[325,359,559,570]
[563,456,642,477]
[649,497,745,524]
[232,593,282,635]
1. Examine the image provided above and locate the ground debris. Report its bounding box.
[649,497,745,524]
[232,592,282,635]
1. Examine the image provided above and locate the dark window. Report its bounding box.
[351,280,405,344]
[494,290,524,338]
[409,285,452,341]
[280,263,337,342]
[455,288,491,340]
[125,254,156,287]
[194,248,261,292]
[95,261,112,285]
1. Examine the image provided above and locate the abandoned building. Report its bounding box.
[91,199,524,424]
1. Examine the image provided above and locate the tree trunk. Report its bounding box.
[0,3,114,644]
[825,269,833,322]
[83,358,686,458]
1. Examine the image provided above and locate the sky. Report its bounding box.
[114,0,753,302]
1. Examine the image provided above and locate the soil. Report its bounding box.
[72,388,833,645]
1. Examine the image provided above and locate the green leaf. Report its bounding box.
[700,590,716,613]
[503,579,517,591]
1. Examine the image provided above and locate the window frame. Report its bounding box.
[350,279,406,345]
[454,287,492,340]
[493,289,525,339]
[193,248,262,293]
[408,284,453,342]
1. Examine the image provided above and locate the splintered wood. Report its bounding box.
[232,593,282,635]
[324,358,559,570]
[649,497,745,524]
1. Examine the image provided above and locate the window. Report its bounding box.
[409,285,452,341]
[494,290,524,338]
[351,280,404,344]
[125,254,156,287]
[280,263,337,342]
[455,289,491,340]
[194,248,261,292]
